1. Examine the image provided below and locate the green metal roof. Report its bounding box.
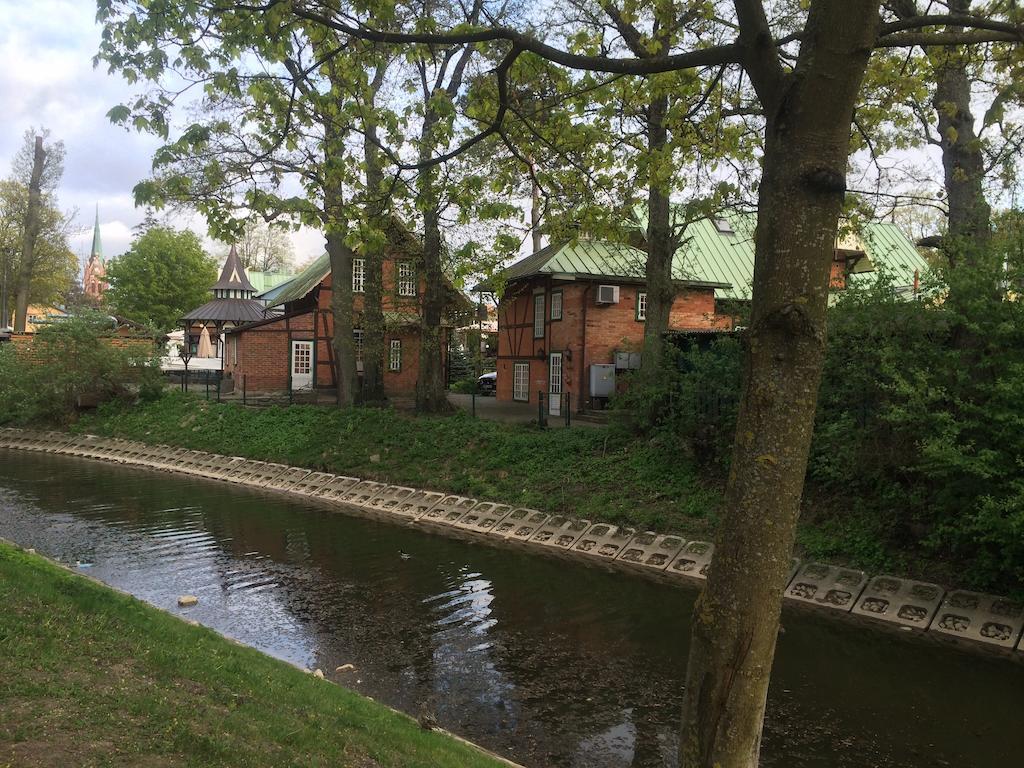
[486,238,730,290]
[491,212,928,301]
[853,222,930,291]
[267,253,330,308]
[247,270,295,294]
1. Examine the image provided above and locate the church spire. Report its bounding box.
[83,204,109,300]
[90,205,103,262]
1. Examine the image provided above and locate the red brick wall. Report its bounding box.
[495,279,731,406]
[226,309,443,398]
[224,314,316,392]
[317,259,429,317]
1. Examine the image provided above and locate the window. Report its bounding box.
[353,329,364,362]
[389,339,402,371]
[550,290,562,320]
[292,342,311,375]
[513,362,529,402]
[713,218,734,235]
[533,293,545,338]
[398,262,416,296]
[353,258,365,293]
[636,291,647,321]
[231,336,238,365]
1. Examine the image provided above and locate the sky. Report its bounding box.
[0,0,326,277]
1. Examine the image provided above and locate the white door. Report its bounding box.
[548,352,562,416]
[290,340,313,390]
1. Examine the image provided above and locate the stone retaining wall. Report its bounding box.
[3,427,1022,660]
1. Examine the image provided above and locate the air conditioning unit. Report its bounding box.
[596,285,620,305]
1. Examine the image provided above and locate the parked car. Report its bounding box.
[477,371,497,395]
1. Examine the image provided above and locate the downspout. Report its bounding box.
[580,283,591,412]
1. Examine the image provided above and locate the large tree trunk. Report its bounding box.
[360,64,389,404]
[326,231,357,407]
[13,136,46,334]
[416,201,449,412]
[323,115,356,407]
[641,91,673,374]
[415,104,450,413]
[931,0,991,265]
[677,5,879,766]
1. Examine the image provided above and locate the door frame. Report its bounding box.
[290,339,314,391]
[548,352,562,416]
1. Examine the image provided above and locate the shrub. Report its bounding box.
[613,245,1024,590]
[0,312,163,426]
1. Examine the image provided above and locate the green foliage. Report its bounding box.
[611,336,743,469]
[76,392,719,536]
[811,252,1024,591]
[0,312,162,426]
[104,227,217,330]
[0,179,77,314]
[613,243,1024,591]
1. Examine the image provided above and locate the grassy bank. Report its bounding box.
[0,542,508,768]
[68,393,971,588]
[74,392,722,537]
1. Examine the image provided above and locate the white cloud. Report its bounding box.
[0,0,322,278]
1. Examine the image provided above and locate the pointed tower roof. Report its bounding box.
[90,205,103,262]
[212,245,256,293]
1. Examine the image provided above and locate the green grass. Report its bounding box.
[67,393,973,587]
[0,542,508,768]
[73,393,722,538]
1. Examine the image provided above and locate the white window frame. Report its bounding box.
[353,329,364,362]
[513,362,530,402]
[398,262,416,297]
[637,291,647,321]
[550,290,563,321]
[533,293,545,339]
[389,338,402,371]
[352,258,365,293]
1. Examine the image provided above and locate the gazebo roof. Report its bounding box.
[182,298,267,324]
[212,245,256,292]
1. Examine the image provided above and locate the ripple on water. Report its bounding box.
[2,450,1024,768]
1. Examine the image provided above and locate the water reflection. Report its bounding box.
[0,451,1018,767]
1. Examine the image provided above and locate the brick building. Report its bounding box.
[222,243,466,398]
[486,214,927,413]
[486,239,731,414]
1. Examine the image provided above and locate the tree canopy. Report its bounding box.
[104,227,217,331]
[94,0,1024,764]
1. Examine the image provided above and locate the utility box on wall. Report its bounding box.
[589,364,616,398]
[614,351,642,370]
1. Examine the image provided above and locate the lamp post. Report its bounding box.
[179,323,194,392]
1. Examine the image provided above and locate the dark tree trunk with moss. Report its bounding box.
[13,136,46,334]
[323,116,356,407]
[642,91,674,373]
[678,4,879,765]
[414,100,451,413]
[361,65,389,404]
[932,1,991,265]
[326,230,357,407]
[416,198,449,412]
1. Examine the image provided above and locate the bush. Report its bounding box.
[611,336,742,468]
[0,312,163,426]
[613,245,1024,590]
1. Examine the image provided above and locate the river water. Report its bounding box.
[0,451,1018,767]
